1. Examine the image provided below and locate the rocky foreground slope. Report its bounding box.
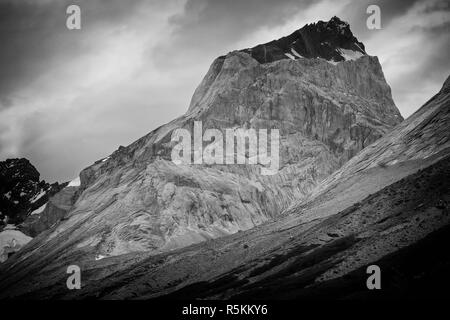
[0,74,447,299]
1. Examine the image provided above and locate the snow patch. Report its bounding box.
[284,53,295,60]
[31,203,47,215]
[31,190,46,203]
[68,176,80,187]
[291,48,303,58]
[321,57,338,66]
[339,48,364,61]
[95,254,107,261]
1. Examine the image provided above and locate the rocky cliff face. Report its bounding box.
[0,18,402,264]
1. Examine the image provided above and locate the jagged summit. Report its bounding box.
[241,16,366,64]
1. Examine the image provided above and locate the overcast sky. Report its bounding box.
[0,0,449,182]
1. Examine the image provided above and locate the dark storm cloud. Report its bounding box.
[0,0,151,110]
[376,0,422,21]
[169,0,314,41]
[0,0,177,181]
[378,0,449,115]
[151,0,316,69]
[0,0,66,109]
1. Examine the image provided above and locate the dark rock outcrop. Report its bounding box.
[0,73,446,300]
[0,158,64,228]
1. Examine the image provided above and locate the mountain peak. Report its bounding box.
[241,16,366,64]
[327,15,349,27]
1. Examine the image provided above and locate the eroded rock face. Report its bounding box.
[2,18,402,259]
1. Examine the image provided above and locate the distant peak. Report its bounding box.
[316,16,351,35]
[329,16,349,26]
[241,16,366,65]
